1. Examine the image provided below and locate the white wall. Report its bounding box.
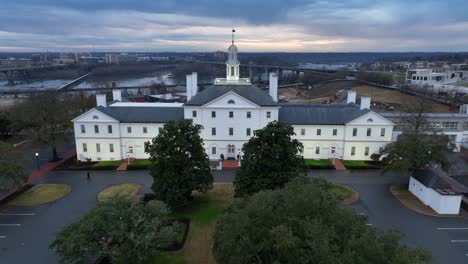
[409,176,461,215]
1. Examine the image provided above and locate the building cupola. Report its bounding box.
[226,29,240,81]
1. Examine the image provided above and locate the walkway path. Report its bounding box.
[330,158,346,171]
[116,159,134,171]
[28,149,76,182]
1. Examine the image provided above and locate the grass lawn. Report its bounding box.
[304,159,333,168]
[127,159,152,170]
[10,184,71,206]
[92,160,122,169]
[342,160,379,169]
[332,184,358,204]
[97,183,142,202]
[152,183,234,264]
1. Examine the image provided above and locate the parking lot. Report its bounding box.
[0,169,467,263]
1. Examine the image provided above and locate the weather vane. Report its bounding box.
[232,28,236,44]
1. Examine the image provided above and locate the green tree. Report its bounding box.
[234,121,304,197]
[0,142,27,194]
[11,91,78,161]
[0,111,12,139]
[382,97,448,173]
[214,178,432,264]
[357,71,394,86]
[50,197,182,264]
[145,119,213,207]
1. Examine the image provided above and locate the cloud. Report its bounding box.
[0,0,467,52]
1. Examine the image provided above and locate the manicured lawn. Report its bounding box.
[304,159,334,169]
[331,184,358,204]
[342,160,380,169]
[152,183,234,264]
[92,160,122,170]
[10,184,71,206]
[97,183,141,202]
[127,159,152,170]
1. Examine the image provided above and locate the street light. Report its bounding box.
[35,152,40,170]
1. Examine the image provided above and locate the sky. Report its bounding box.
[1,0,468,52]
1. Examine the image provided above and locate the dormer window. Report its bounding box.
[92,115,99,119]
[228,99,235,104]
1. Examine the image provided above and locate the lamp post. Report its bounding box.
[35,152,40,170]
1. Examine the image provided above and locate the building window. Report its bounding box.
[212,128,216,136]
[92,115,99,120]
[231,66,235,76]
[379,147,384,154]
[228,99,235,104]
[192,110,197,118]
[301,128,305,136]
[333,129,337,136]
[127,126,132,133]
[158,127,162,133]
[229,128,234,136]
[352,128,357,137]
[108,125,112,134]
[81,125,86,133]
[212,147,216,155]
[229,111,234,118]
[441,122,458,131]
[96,143,101,153]
[315,147,320,154]
[267,111,271,118]
[246,128,251,136]
[94,125,99,134]
[143,127,147,134]
[212,111,216,118]
[317,129,321,136]
[351,147,355,156]
[380,128,385,137]
[365,147,369,156]
[82,143,87,152]
[367,128,372,137]
[109,144,114,153]
[464,122,468,130]
[247,111,251,118]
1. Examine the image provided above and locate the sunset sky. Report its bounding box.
[1,0,467,52]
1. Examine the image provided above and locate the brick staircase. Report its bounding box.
[330,158,347,171]
[222,160,239,170]
[117,158,134,171]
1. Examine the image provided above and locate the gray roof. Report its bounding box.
[96,106,184,123]
[184,85,277,107]
[413,169,451,189]
[279,104,370,125]
[380,112,468,119]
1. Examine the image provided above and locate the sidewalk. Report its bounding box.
[28,149,76,182]
[330,158,347,171]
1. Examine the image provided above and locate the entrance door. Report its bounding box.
[330,146,337,159]
[227,144,236,160]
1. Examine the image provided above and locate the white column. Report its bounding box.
[191,72,198,97]
[269,72,278,102]
[186,74,192,101]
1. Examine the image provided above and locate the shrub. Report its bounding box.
[371,153,381,162]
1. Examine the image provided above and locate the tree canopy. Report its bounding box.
[214,178,432,264]
[234,121,304,197]
[50,197,182,264]
[0,142,27,194]
[145,119,213,207]
[381,97,448,173]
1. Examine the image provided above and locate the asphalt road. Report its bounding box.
[0,169,467,263]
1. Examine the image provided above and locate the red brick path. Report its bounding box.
[116,158,134,171]
[330,158,347,171]
[28,149,76,182]
[222,160,239,170]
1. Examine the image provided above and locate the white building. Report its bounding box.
[409,169,461,215]
[406,68,467,86]
[72,39,395,164]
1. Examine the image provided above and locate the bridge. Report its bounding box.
[57,73,92,90]
[186,60,338,75]
[0,64,68,85]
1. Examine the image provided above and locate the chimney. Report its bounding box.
[186,74,193,101]
[112,89,122,101]
[191,72,198,97]
[460,104,468,114]
[96,94,107,107]
[347,90,356,104]
[269,72,278,102]
[360,96,371,110]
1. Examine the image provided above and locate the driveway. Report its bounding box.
[0,169,467,263]
[314,169,468,264]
